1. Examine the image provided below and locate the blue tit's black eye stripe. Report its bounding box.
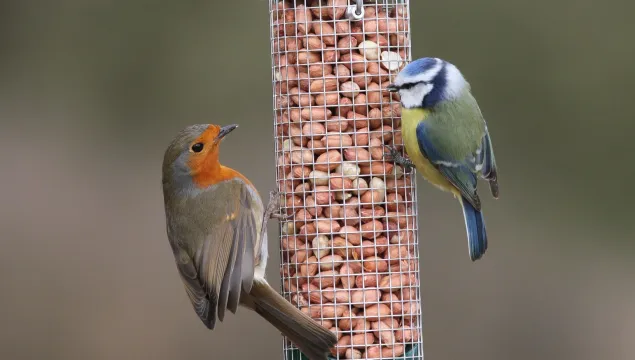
[191,143,204,152]
[401,81,428,90]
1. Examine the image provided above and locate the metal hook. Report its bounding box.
[346,0,364,21]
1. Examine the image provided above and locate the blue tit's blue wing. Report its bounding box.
[416,121,482,210]
[472,127,499,198]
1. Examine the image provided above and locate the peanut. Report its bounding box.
[297,49,320,65]
[371,321,396,346]
[345,348,363,359]
[311,270,340,289]
[337,97,353,116]
[363,256,388,273]
[294,5,313,34]
[351,288,381,308]
[338,261,359,288]
[337,36,357,55]
[343,147,371,163]
[351,178,368,196]
[326,0,347,20]
[322,303,347,318]
[316,92,339,106]
[351,333,375,348]
[378,273,411,290]
[335,162,361,180]
[322,287,350,303]
[309,63,333,78]
[312,21,336,46]
[332,335,351,357]
[380,50,404,71]
[367,33,389,48]
[340,81,361,98]
[309,78,338,92]
[340,53,367,73]
[289,87,314,106]
[304,35,325,50]
[325,115,349,132]
[314,150,342,172]
[367,63,389,84]
[329,174,353,191]
[381,292,403,315]
[299,256,319,277]
[311,189,329,209]
[355,273,379,289]
[320,255,343,271]
[301,283,324,304]
[302,122,326,139]
[323,48,339,63]
[353,93,368,115]
[339,225,362,246]
[363,304,392,321]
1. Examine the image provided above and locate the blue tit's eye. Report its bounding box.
[191,143,204,152]
[399,81,427,90]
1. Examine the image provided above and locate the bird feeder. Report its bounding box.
[270,0,422,359]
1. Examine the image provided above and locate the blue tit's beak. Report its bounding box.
[387,84,399,92]
[216,124,238,141]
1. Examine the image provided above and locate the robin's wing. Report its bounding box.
[172,245,211,324]
[174,178,262,329]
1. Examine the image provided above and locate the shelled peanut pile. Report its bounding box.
[270,1,422,358]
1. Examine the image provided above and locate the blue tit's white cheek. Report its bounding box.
[399,83,434,109]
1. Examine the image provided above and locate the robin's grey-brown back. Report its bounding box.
[161,124,337,360]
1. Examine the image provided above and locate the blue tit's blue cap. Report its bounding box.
[402,57,442,76]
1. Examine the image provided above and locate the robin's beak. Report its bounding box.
[387,84,399,92]
[216,124,238,141]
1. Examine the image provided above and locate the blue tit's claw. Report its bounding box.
[384,145,414,171]
[402,162,415,174]
[383,145,398,161]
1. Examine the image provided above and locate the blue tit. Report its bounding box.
[385,57,499,261]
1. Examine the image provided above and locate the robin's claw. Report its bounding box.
[264,189,287,221]
[271,212,293,220]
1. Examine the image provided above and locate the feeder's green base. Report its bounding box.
[285,344,421,359]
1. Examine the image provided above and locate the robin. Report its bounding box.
[161,124,336,360]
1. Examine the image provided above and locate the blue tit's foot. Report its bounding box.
[384,145,414,172]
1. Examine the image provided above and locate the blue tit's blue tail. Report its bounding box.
[460,197,488,261]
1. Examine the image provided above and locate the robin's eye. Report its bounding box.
[191,143,204,153]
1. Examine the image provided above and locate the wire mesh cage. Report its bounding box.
[269,1,422,359]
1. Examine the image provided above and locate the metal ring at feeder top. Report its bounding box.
[346,0,364,21]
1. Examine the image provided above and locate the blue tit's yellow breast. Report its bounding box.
[401,108,458,195]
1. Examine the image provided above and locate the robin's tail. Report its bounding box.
[246,279,337,360]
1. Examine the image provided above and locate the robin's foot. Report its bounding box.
[260,190,291,241]
[264,190,292,221]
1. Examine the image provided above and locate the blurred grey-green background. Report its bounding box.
[1,1,634,359]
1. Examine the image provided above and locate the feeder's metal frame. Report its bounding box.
[269,1,422,359]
